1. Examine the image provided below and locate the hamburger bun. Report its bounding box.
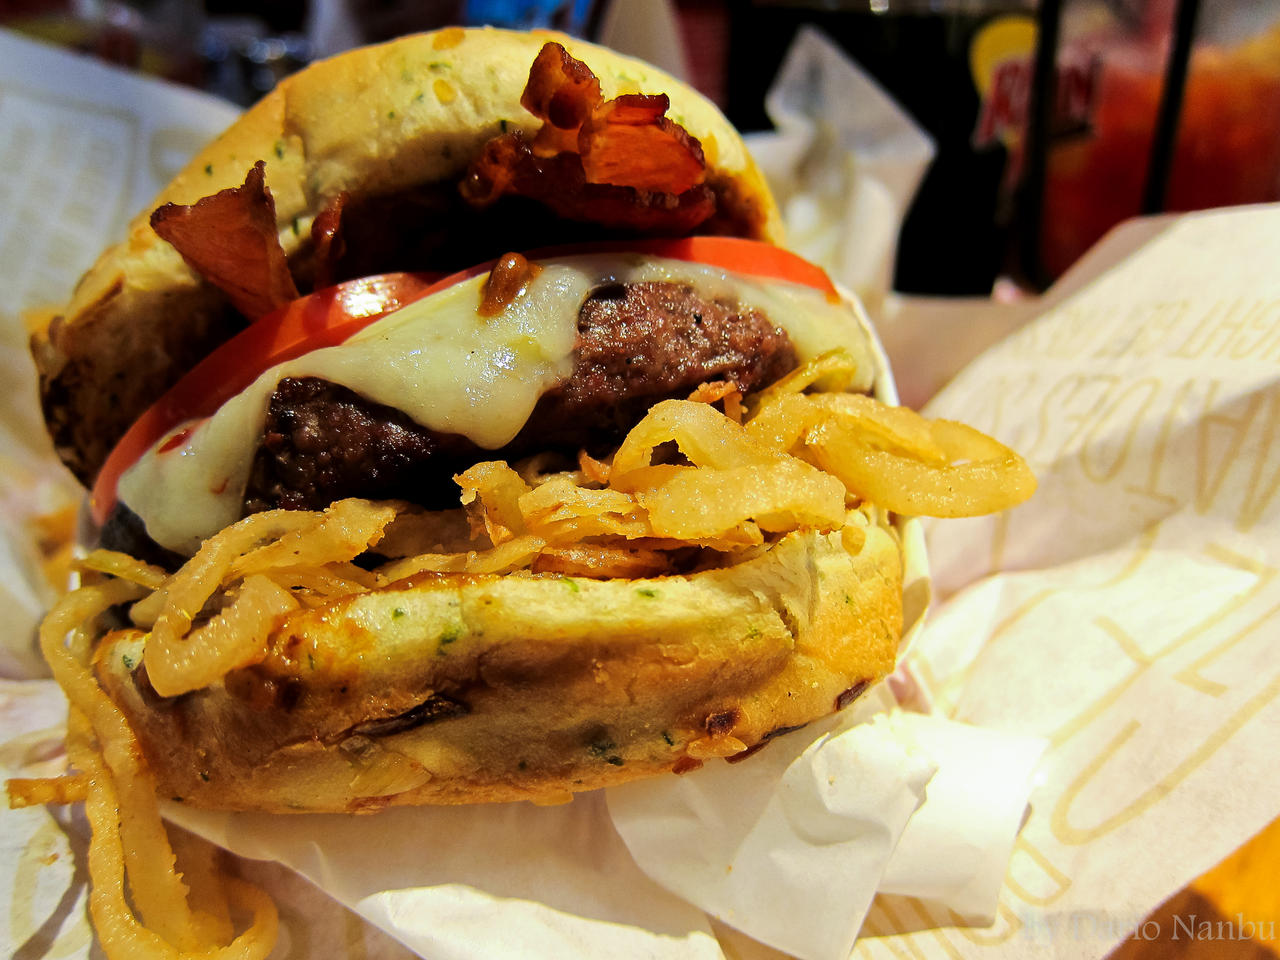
[34,27,782,485]
[97,511,900,812]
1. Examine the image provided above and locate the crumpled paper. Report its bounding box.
[609,706,1046,958]
[0,26,1044,960]
[744,26,935,314]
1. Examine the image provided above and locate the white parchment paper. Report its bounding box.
[853,205,1280,959]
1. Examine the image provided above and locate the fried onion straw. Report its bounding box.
[26,577,278,959]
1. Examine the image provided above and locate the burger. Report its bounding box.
[16,26,1037,958]
[18,27,1032,949]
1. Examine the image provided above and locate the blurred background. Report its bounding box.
[2,0,1280,296]
[2,0,1278,299]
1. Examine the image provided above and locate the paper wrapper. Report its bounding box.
[744,26,935,316]
[0,26,1078,960]
[847,204,1280,959]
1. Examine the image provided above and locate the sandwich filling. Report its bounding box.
[114,253,874,555]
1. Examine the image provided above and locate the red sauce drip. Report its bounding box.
[157,427,194,454]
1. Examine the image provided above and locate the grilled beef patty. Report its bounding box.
[243,281,795,512]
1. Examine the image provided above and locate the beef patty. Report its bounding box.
[243,281,796,512]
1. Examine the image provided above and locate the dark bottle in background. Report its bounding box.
[727,0,1037,296]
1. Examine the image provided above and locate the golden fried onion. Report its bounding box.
[20,575,277,960]
[108,350,1033,698]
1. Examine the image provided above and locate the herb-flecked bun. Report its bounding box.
[33,27,782,486]
[96,514,900,811]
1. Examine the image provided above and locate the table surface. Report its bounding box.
[1108,816,1280,959]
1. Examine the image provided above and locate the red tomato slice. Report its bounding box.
[92,238,837,525]
[527,237,840,297]
[90,271,448,524]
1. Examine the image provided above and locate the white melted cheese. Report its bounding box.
[120,254,874,553]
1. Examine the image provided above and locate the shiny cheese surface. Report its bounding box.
[120,254,875,553]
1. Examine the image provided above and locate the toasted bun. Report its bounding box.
[95,512,900,812]
[34,27,782,486]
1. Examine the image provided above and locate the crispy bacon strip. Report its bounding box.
[522,42,601,157]
[310,191,348,290]
[463,134,715,233]
[151,161,299,319]
[581,94,705,194]
[463,42,712,232]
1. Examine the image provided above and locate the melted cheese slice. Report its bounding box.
[120,254,874,553]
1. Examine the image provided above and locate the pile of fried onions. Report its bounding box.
[6,349,1034,959]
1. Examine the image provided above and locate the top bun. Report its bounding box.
[33,27,783,485]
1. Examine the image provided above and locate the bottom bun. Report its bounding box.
[96,510,901,812]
